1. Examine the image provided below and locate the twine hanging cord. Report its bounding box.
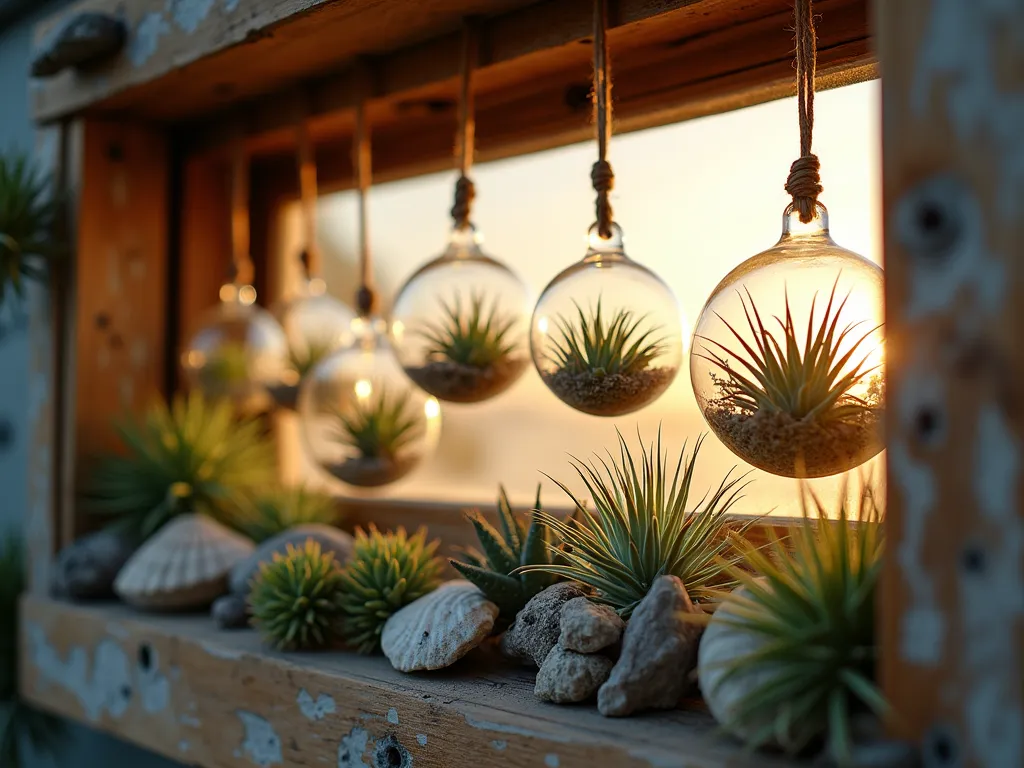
[784,0,823,223]
[229,140,254,287]
[296,115,320,278]
[591,0,615,239]
[450,19,478,230]
[353,69,376,317]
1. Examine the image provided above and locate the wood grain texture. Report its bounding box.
[20,596,790,768]
[877,0,1024,764]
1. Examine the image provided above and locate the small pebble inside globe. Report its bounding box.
[391,227,532,403]
[690,203,885,478]
[182,282,288,414]
[530,224,684,416]
[298,315,442,488]
[268,277,356,410]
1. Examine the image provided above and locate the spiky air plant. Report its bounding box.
[236,485,339,543]
[1,532,65,767]
[697,479,886,765]
[337,525,443,654]
[696,280,883,477]
[85,392,276,540]
[520,429,749,618]
[450,485,557,629]
[202,342,251,387]
[331,388,422,463]
[248,540,345,651]
[0,151,60,309]
[288,338,336,379]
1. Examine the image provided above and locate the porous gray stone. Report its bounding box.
[499,582,588,667]
[229,524,355,596]
[558,597,624,654]
[212,593,249,629]
[598,575,703,717]
[534,645,613,704]
[50,528,138,600]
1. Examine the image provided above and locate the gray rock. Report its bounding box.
[535,645,613,704]
[212,594,249,629]
[50,528,138,600]
[229,524,355,596]
[500,582,588,667]
[559,597,624,654]
[598,575,703,717]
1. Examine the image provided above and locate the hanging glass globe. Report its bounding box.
[531,224,684,416]
[268,276,357,410]
[690,203,885,479]
[298,315,442,488]
[182,282,288,414]
[391,227,531,404]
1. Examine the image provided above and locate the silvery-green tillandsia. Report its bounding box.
[1,532,66,767]
[330,388,422,461]
[248,540,346,651]
[85,392,276,540]
[519,428,750,617]
[420,290,519,369]
[337,525,443,654]
[0,150,60,310]
[698,479,886,764]
[544,298,666,377]
[288,338,336,379]
[450,484,557,629]
[236,484,339,543]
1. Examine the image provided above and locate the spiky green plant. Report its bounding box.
[288,338,335,378]
[0,151,60,309]
[248,540,346,650]
[544,298,666,377]
[419,291,519,369]
[520,429,749,617]
[85,392,276,539]
[699,280,881,423]
[699,480,886,764]
[450,485,557,627]
[330,388,422,461]
[1,532,65,767]
[202,342,251,386]
[337,525,443,654]
[236,485,339,543]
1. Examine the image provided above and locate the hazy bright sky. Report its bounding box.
[276,79,884,517]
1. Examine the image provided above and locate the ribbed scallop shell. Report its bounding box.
[114,514,255,611]
[382,580,498,672]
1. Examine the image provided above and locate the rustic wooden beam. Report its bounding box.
[877,0,1024,764]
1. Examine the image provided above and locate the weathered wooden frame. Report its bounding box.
[17,0,1024,766]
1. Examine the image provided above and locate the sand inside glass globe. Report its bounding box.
[530,224,684,416]
[182,283,288,414]
[690,203,885,478]
[298,315,442,488]
[391,227,532,403]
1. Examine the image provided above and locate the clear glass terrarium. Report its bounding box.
[298,315,442,488]
[391,227,532,404]
[182,282,288,414]
[268,276,356,410]
[690,203,885,478]
[531,224,684,416]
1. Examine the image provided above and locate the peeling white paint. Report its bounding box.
[130,13,171,67]
[415,734,427,747]
[168,0,217,33]
[337,726,369,767]
[545,755,560,767]
[201,641,244,661]
[223,0,242,11]
[386,707,399,725]
[138,649,170,714]
[179,740,190,753]
[181,714,201,728]
[237,711,282,766]
[28,625,132,722]
[490,740,506,751]
[297,689,336,721]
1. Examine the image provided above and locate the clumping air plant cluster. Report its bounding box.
[698,480,886,764]
[202,341,253,387]
[0,150,59,309]
[248,540,346,651]
[86,392,276,539]
[337,525,443,654]
[522,430,748,617]
[237,485,339,543]
[288,338,335,379]
[331,388,421,462]
[450,485,557,628]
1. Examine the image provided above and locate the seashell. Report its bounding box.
[382,580,498,672]
[115,514,255,611]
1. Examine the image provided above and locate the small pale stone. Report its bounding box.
[212,594,248,629]
[230,524,355,596]
[50,528,138,600]
[558,597,624,654]
[534,646,613,704]
[500,582,588,667]
[382,581,498,672]
[598,575,703,717]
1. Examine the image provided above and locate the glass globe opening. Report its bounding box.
[531,224,684,416]
[182,283,289,414]
[690,203,885,479]
[268,277,357,410]
[298,315,442,488]
[390,227,532,404]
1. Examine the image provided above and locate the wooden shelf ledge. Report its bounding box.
[20,595,792,768]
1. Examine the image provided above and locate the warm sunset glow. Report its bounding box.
[354,379,372,400]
